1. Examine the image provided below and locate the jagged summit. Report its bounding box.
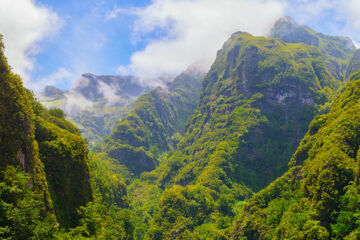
[270,16,320,46]
[231,31,249,38]
[276,16,298,24]
[270,16,356,81]
[270,16,355,51]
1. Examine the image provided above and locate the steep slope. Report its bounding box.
[0,35,94,231]
[232,73,360,240]
[133,32,340,239]
[105,67,204,176]
[0,37,52,209]
[33,102,93,228]
[270,16,356,81]
[0,36,59,238]
[346,49,360,79]
[38,73,150,145]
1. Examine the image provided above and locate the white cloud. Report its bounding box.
[30,67,72,92]
[0,0,61,82]
[98,81,120,105]
[64,91,94,114]
[110,0,285,81]
[105,7,131,20]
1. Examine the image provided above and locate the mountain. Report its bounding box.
[0,35,133,238]
[0,34,93,235]
[269,16,356,81]
[33,103,93,228]
[127,31,341,239]
[232,71,360,240]
[105,66,205,177]
[38,73,150,145]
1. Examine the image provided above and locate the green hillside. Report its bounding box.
[105,67,204,177]
[232,72,360,240]
[0,35,134,238]
[124,31,342,239]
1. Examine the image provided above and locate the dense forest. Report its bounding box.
[2,16,360,239]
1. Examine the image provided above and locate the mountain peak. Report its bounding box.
[269,16,319,47]
[41,85,65,98]
[275,16,298,25]
[231,31,250,38]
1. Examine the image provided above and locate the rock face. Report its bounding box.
[38,73,150,145]
[106,67,204,176]
[232,74,360,240]
[270,16,356,81]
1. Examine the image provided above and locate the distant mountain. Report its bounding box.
[105,66,205,176]
[270,16,356,81]
[38,73,150,145]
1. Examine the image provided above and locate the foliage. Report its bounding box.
[49,108,66,119]
[0,35,52,210]
[0,166,57,240]
[35,113,93,228]
[232,77,360,239]
[106,68,204,176]
[88,153,129,208]
[125,31,342,239]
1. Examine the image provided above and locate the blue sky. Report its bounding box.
[32,0,151,90]
[1,0,360,92]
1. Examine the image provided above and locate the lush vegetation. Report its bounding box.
[232,74,360,240]
[105,68,204,177]
[116,31,345,238]
[0,35,135,238]
[3,16,360,239]
[346,49,360,79]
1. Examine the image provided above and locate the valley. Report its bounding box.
[1,14,360,239]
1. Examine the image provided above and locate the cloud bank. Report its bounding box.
[109,0,285,80]
[0,0,60,82]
